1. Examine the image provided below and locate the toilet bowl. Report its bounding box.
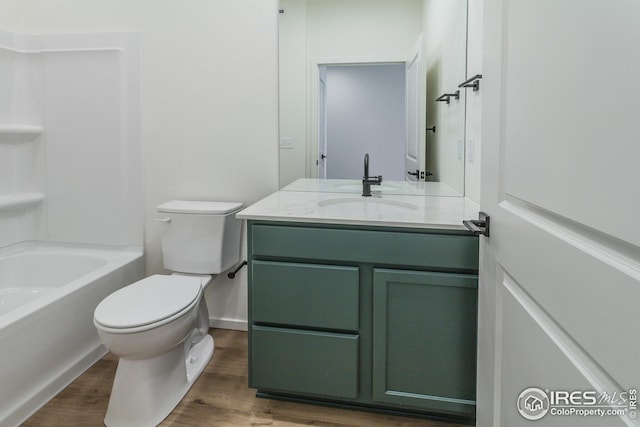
[94,274,214,427]
[93,200,243,427]
[94,274,207,359]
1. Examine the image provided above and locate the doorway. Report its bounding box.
[318,63,406,180]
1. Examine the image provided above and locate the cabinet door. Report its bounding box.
[372,269,477,416]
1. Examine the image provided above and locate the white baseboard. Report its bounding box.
[209,316,248,331]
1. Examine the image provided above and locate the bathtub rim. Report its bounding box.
[0,240,144,330]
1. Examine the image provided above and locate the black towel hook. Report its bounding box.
[435,90,460,104]
[458,74,483,91]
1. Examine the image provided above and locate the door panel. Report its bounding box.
[479,1,640,426]
[498,199,640,387]
[499,276,628,427]
[501,1,640,246]
[318,76,327,178]
[405,36,424,180]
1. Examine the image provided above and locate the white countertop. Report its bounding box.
[281,178,462,197]
[237,190,480,231]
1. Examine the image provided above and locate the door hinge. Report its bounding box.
[463,212,490,237]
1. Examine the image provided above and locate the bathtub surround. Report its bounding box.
[0,29,143,248]
[0,29,144,426]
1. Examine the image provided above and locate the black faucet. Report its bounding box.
[362,153,382,196]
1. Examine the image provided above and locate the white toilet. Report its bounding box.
[93,200,243,427]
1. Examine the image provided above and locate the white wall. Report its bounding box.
[422,0,483,203]
[423,0,467,195]
[306,0,423,60]
[278,0,308,187]
[0,0,279,330]
[464,0,483,204]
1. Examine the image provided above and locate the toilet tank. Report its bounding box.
[156,200,244,274]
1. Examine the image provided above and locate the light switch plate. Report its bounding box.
[467,138,475,162]
[280,137,294,149]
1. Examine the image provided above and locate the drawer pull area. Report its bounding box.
[252,261,359,331]
[251,326,359,399]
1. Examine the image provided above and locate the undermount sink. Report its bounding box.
[317,197,418,213]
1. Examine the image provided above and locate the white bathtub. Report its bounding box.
[0,241,144,427]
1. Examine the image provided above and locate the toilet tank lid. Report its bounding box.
[157,200,243,215]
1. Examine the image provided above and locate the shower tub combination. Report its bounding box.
[0,241,144,427]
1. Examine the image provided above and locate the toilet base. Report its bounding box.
[104,334,214,427]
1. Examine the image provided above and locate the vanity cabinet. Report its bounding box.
[247,221,479,419]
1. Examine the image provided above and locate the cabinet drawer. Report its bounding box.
[252,261,359,331]
[251,224,478,272]
[251,326,359,399]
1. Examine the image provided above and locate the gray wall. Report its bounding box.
[325,64,406,180]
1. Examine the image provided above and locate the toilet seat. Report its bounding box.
[94,274,203,332]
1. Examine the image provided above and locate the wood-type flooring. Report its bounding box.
[23,329,471,427]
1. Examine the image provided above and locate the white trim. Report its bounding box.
[209,316,248,332]
[0,45,123,54]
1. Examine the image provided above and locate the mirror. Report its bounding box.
[278,0,468,196]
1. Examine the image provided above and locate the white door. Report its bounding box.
[318,76,327,179]
[405,36,424,181]
[478,1,640,427]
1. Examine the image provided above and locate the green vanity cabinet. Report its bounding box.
[247,221,479,420]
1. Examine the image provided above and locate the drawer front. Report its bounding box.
[251,326,359,399]
[252,261,359,331]
[251,224,478,272]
